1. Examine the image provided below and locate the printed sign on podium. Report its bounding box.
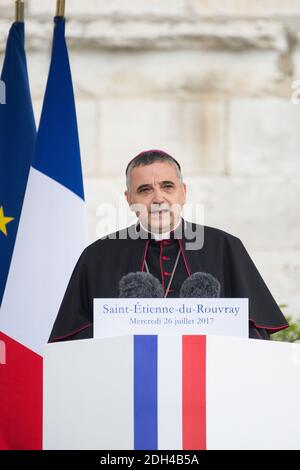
[94,298,249,338]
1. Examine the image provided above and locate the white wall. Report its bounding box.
[0,0,299,317]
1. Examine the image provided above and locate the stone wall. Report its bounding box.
[1,1,299,317]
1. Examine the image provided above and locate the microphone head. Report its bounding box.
[119,272,164,298]
[180,272,221,298]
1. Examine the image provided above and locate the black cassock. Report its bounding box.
[49,219,288,342]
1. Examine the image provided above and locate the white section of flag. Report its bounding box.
[158,335,182,449]
[0,167,87,355]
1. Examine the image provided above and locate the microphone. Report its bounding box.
[119,272,164,298]
[179,272,221,298]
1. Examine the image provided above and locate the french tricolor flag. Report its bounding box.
[134,335,206,450]
[0,17,86,449]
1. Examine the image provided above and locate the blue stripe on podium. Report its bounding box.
[134,335,158,450]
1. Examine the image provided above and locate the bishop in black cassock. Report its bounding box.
[49,150,288,342]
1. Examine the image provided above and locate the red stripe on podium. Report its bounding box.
[182,335,206,450]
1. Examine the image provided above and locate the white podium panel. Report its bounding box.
[206,336,300,450]
[44,337,134,450]
[44,336,300,450]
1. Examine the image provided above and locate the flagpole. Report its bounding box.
[56,0,65,18]
[15,0,24,22]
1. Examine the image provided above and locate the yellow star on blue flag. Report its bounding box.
[0,206,14,236]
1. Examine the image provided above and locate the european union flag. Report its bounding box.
[0,22,36,305]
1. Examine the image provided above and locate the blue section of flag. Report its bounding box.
[0,22,36,305]
[134,335,158,450]
[32,17,84,200]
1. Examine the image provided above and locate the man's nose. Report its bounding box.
[151,187,165,204]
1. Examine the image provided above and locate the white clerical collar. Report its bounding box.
[139,217,182,241]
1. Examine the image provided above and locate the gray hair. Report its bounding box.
[126,151,183,190]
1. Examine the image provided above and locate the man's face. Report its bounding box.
[125,161,186,233]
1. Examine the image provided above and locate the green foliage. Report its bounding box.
[272,305,300,343]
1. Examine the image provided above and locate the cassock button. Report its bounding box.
[162,255,170,261]
[163,271,170,276]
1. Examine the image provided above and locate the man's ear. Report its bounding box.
[182,182,187,203]
[124,189,131,206]
[125,190,137,215]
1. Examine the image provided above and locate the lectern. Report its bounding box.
[44,335,300,450]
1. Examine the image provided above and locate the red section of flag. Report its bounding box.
[182,335,206,450]
[0,332,42,449]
